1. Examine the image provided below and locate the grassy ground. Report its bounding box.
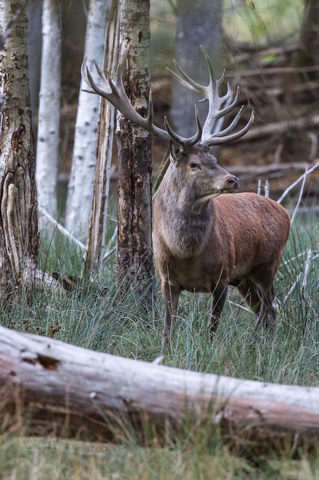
[1,206,319,478]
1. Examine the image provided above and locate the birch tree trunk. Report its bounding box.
[82,0,119,277]
[65,0,109,240]
[36,0,61,232]
[116,0,155,305]
[0,1,38,297]
[171,0,223,137]
[1,324,319,452]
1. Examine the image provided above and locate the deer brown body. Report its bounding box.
[83,45,290,341]
[154,145,290,339]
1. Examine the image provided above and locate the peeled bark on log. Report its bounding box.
[1,325,319,450]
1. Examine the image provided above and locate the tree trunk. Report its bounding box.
[25,0,42,129]
[65,0,109,240]
[36,0,61,232]
[1,325,319,451]
[298,0,319,67]
[170,0,223,137]
[82,0,119,277]
[116,0,155,304]
[0,1,38,298]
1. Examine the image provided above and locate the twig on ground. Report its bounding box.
[228,300,253,314]
[277,161,319,204]
[290,166,308,226]
[283,273,302,304]
[282,250,319,267]
[302,249,313,300]
[38,206,87,251]
[103,226,117,261]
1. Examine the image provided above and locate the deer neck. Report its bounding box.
[157,169,213,258]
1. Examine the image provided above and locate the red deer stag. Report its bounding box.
[82,46,290,342]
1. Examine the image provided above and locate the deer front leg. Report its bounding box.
[208,285,228,341]
[162,282,181,343]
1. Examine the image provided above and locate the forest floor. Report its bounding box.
[1,201,319,478]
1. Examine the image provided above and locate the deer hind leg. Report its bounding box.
[237,278,276,344]
[257,283,277,333]
[250,282,276,336]
[161,282,181,343]
[237,280,262,315]
[208,285,228,340]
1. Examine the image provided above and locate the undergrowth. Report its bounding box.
[0,208,319,478]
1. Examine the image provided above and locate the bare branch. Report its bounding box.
[290,166,308,227]
[277,162,319,204]
[38,206,87,251]
[302,248,313,299]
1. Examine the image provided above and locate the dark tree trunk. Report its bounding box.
[26,0,43,127]
[298,0,319,67]
[0,1,39,299]
[171,0,223,137]
[116,0,155,306]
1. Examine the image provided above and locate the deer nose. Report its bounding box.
[227,176,239,189]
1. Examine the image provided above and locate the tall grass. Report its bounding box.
[1,207,319,478]
[2,209,319,386]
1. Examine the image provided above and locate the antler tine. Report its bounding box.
[200,45,215,87]
[94,59,108,84]
[166,60,206,97]
[214,86,239,121]
[81,58,97,94]
[217,69,226,87]
[164,105,202,153]
[209,106,244,139]
[82,49,207,148]
[147,90,154,127]
[202,110,255,147]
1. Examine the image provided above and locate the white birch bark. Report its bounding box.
[36,0,61,231]
[82,0,119,276]
[1,324,319,450]
[0,1,38,295]
[65,0,109,240]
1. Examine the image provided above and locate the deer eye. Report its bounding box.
[189,162,200,169]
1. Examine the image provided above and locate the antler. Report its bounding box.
[81,45,202,153]
[167,45,254,147]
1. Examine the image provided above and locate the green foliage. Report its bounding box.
[223,0,303,45]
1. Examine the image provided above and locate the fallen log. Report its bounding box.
[1,326,319,450]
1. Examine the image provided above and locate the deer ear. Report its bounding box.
[169,141,182,166]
